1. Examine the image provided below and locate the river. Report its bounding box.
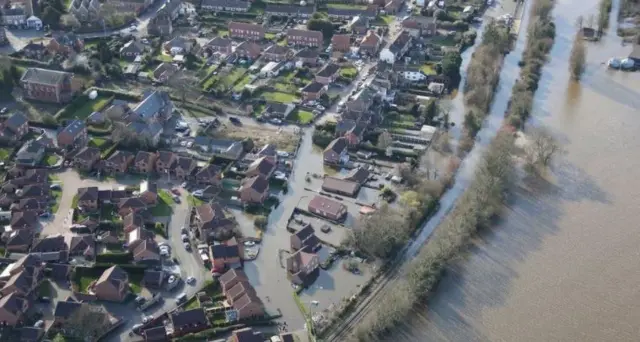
[391,0,640,341]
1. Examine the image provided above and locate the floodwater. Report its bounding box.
[393,0,640,341]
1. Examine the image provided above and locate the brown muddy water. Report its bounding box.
[393,0,640,341]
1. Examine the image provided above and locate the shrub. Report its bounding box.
[95,252,132,264]
[254,215,268,229]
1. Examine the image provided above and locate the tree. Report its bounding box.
[525,126,561,168]
[96,40,113,64]
[62,304,111,341]
[569,31,587,80]
[377,131,392,149]
[440,51,462,81]
[347,204,410,260]
[111,122,152,149]
[307,18,334,39]
[254,215,268,229]
[61,13,81,28]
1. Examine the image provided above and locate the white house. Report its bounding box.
[379,31,412,64]
[260,61,281,77]
[26,16,42,30]
[401,70,427,82]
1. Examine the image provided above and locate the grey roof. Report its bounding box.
[21,68,71,85]
[54,300,82,318]
[120,39,145,54]
[5,112,28,130]
[3,7,25,16]
[127,121,163,137]
[132,90,172,120]
[202,0,249,8]
[295,48,319,59]
[243,175,269,193]
[52,32,80,46]
[389,30,412,54]
[327,7,376,18]
[264,44,290,55]
[317,63,340,78]
[205,36,232,48]
[170,308,208,328]
[302,81,325,93]
[60,119,85,137]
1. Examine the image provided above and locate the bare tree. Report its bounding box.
[347,204,410,260]
[63,304,111,341]
[61,14,81,28]
[164,70,200,103]
[569,31,587,80]
[525,126,561,167]
[377,131,393,149]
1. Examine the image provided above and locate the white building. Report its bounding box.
[2,6,26,26]
[260,61,281,77]
[401,70,427,82]
[26,16,42,30]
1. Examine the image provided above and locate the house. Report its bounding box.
[195,202,235,241]
[69,0,100,22]
[239,175,269,204]
[301,81,327,101]
[105,150,135,173]
[234,41,262,60]
[290,224,321,252]
[127,122,163,147]
[15,140,45,166]
[139,180,158,205]
[20,326,44,341]
[327,7,376,20]
[231,292,264,321]
[245,156,276,179]
[397,65,427,82]
[260,61,282,77]
[323,137,349,164]
[21,42,47,60]
[148,12,173,37]
[77,186,99,210]
[307,195,348,221]
[134,151,158,173]
[344,166,370,184]
[20,68,74,104]
[66,234,95,258]
[10,211,37,230]
[171,156,197,180]
[157,0,181,20]
[264,4,315,18]
[0,293,29,326]
[155,150,177,174]
[131,90,173,123]
[379,30,412,64]
[92,265,129,302]
[120,40,147,61]
[0,265,43,297]
[53,300,82,325]
[0,112,29,141]
[401,15,437,37]
[192,137,244,160]
[73,147,100,170]
[286,249,319,285]
[10,198,48,214]
[152,62,180,83]
[315,63,341,85]
[202,37,233,56]
[228,21,265,40]
[229,327,263,342]
[163,36,197,55]
[169,308,210,336]
[195,164,222,185]
[384,0,403,14]
[287,29,323,48]
[201,0,249,11]
[111,0,153,14]
[348,15,370,35]
[123,213,144,233]
[262,45,292,62]
[257,144,277,158]
[220,268,248,293]
[132,239,161,264]
[31,234,69,261]
[210,237,243,272]
[294,48,319,65]
[48,32,84,55]
[331,34,351,52]
[143,325,168,341]
[359,30,382,56]
[17,184,49,199]
[57,120,87,148]
[322,176,360,197]
[2,6,25,26]
[4,230,34,253]
[141,269,165,289]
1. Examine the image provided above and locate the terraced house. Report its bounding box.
[287,29,323,48]
[228,21,265,40]
[201,0,249,12]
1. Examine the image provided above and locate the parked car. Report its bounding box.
[49,184,61,190]
[270,118,282,125]
[181,234,189,242]
[176,293,187,304]
[181,226,188,234]
[229,116,241,125]
[184,242,191,251]
[34,320,44,328]
[186,276,196,285]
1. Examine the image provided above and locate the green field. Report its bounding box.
[421,63,438,75]
[328,3,367,9]
[64,96,112,121]
[340,66,358,79]
[262,91,298,103]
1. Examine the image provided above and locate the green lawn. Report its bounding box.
[328,3,367,9]
[151,190,174,216]
[262,91,299,103]
[184,297,200,310]
[188,194,204,206]
[69,96,112,120]
[377,14,395,26]
[44,154,59,166]
[129,273,143,294]
[156,53,173,62]
[0,148,13,160]
[89,137,108,149]
[265,32,276,40]
[421,63,438,75]
[38,280,52,297]
[232,74,253,92]
[78,275,97,292]
[275,83,298,93]
[289,109,314,124]
[340,66,358,79]
[71,195,78,209]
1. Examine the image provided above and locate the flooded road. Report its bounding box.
[393,0,640,341]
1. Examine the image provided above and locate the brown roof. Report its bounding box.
[246,156,276,177]
[196,203,234,232]
[308,195,347,218]
[287,249,317,271]
[66,235,94,254]
[292,224,320,252]
[124,212,143,229]
[219,269,247,288]
[360,30,381,47]
[133,239,159,261]
[231,327,263,342]
[205,36,232,48]
[210,240,240,261]
[31,234,67,253]
[107,150,134,166]
[196,164,221,180]
[226,280,256,302]
[118,197,147,209]
[229,21,263,32]
[74,147,100,161]
[235,41,262,57]
[135,151,155,164]
[6,229,34,248]
[96,265,128,289]
[241,175,269,194]
[344,166,370,183]
[157,150,176,165]
[173,156,196,172]
[264,44,291,56]
[77,186,99,201]
[0,293,27,316]
[170,308,209,329]
[287,29,323,41]
[232,292,263,312]
[10,211,37,229]
[331,34,350,47]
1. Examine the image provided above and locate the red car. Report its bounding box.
[171,188,180,196]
